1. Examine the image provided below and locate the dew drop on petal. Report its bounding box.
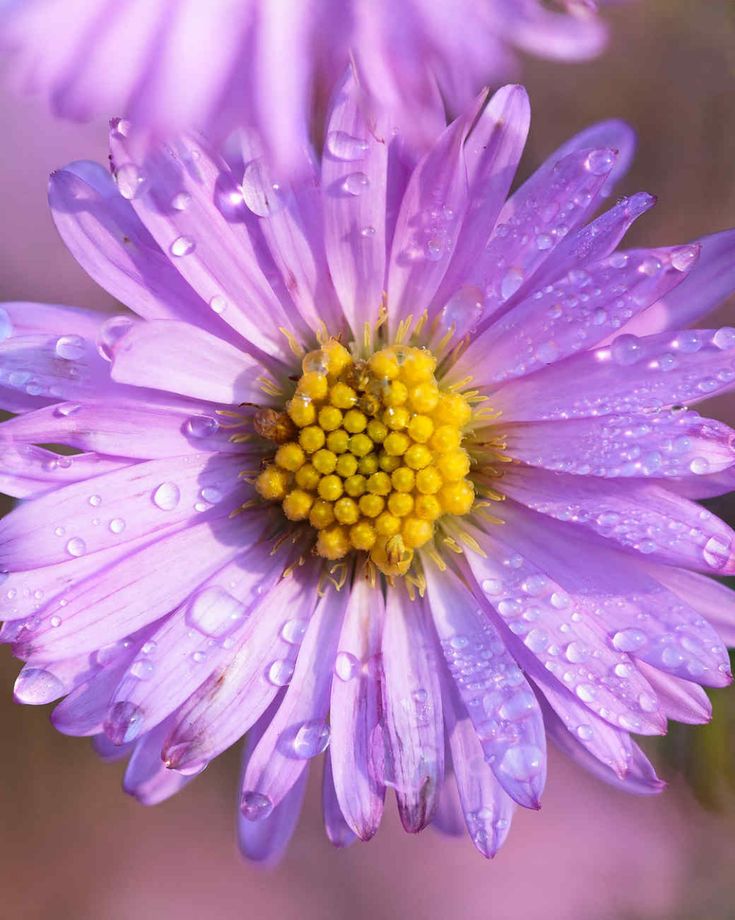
[342,172,370,196]
[109,518,126,534]
[65,537,86,558]
[97,315,134,362]
[281,618,308,645]
[612,628,647,652]
[241,791,273,821]
[290,720,330,759]
[209,295,227,315]
[171,192,192,211]
[586,149,615,176]
[14,668,65,704]
[703,535,731,569]
[54,335,86,361]
[152,482,181,511]
[115,163,145,200]
[326,130,368,161]
[184,415,219,438]
[267,659,294,687]
[105,700,144,744]
[170,236,196,257]
[334,651,359,681]
[187,586,244,638]
[498,744,543,781]
[713,327,735,350]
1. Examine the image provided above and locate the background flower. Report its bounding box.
[0,0,615,169]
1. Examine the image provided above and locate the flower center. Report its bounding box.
[254,338,475,577]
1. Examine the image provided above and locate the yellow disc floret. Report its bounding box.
[254,339,477,575]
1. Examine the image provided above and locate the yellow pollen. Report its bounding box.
[254,340,478,575]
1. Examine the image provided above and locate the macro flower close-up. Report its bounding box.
[1,68,735,870]
[0,0,613,168]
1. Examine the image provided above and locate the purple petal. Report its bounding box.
[110,320,266,405]
[329,576,385,840]
[653,566,735,646]
[382,589,445,830]
[321,70,388,334]
[442,676,514,857]
[240,584,348,816]
[163,564,321,774]
[322,755,357,849]
[500,466,735,574]
[491,327,735,422]
[424,563,545,809]
[501,409,735,480]
[637,662,711,725]
[124,717,194,805]
[0,442,131,499]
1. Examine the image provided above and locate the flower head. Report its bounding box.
[1,0,613,168]
[2,77,735,863]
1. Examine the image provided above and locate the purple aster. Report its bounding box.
[2,77,735,865]
[0,0,613,168]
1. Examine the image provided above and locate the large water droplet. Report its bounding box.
[187,586,244,639]
[209,295,227,315]
[115,163,145,200]
[241,791,273,821]
[170,236,196,257]
[14,667,65,704]
[703,535,731,569]
[109,518,126,535]
[500,268,524,301]
[104,700,143,744]
[612,628,647,652]
[334,651,359,681]
[54,335,85,361]
[65,537,86,558]
[152,482,180,511]
[97,315,134,362]
[611,334,643,366]
[341,172,370,196]
[290,720,330,759]
[586,149,615,176]
[281,618,308,645]
[240,159,283,217]
[267,659,294,687]
[171,191,192,211]
[184,415,219,439]
[326,130,369,161]
[498,744,543,781]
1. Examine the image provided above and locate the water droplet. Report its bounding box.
[612,628,647,652]
[576,683,597,703]
[65,537,86,558]
[104,700,143,744]
[360,225,376,238]
[109,518,126,534]
[184,415,219,439]
[611,334,643,366]
[187,586,244,639]
[53,403,81,418]
[199,487,223,504]
[241,791,273,821]
[576,724,594,741]
[170,236,196,257]
[130,658,155,680]
[670,245,698,272]
[281,618,308,645]
[50,615,62,628]
[54,335,85,361]
[713,327,735,350]
[267,659,294,687]
[342,172,369,196]
[171,191,192,211]
[498,744,543,781]
[14,667,65,704]
[326,130,368,161]
[152,482,180,511]
[88,494,101,507]
[334,651,359,681]
[209,295,227,315]
[97,315,134,362]
[115,163,145,200]
[703,535,731,569]
[500,268,524,301]
[536,233,553,251]
[586,149,615,176]
[291,720,330,758]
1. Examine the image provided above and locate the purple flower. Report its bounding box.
[0,0,612,168]
[2,78,735,865]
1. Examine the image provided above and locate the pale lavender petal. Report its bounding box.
[491,327,735,422]
[163,565,320,774]
[322,755,357,849]
[382,589,445,830]
[20,513,257,660]
[637,662,712,725]
[105,545,285,744]
[652,566,735,646]
[321,71,388,334]
[1,300,109,340]
[0,442,132,499]
[14,652,95,705]
[329,576,385,840]
[110,320,266,405]
[442,676,514,857]
[500,466,735,574]
[424,563,546,809]
[0,453,246,570]
[108,127,299,361]
[240,585,348,816]
[460,245,698,387]
[501,410,735,480]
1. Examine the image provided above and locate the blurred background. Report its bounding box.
[1,0,735,917]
